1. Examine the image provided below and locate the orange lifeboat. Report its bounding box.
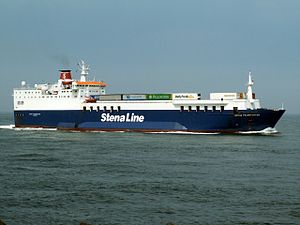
[62,80,73,85]
[85,97,97,103]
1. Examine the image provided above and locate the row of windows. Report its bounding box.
[15,113,25,117]
[83,105,231,113]
[16,90,78,95]
[76,85,102,87]
[15,95,75,99]
[16,91,41,94]
[180,105,226,112]
[83,106,121,112]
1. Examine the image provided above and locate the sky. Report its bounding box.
[0,0,299,114]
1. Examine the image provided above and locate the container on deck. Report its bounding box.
[146,94,172,100]
[99,94,122,101]
[172,93,201,100]
[122,94,147,101]
[210,92,239,100]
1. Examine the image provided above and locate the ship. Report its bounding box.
[13,60,285,133]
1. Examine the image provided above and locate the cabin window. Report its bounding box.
[204,106,208,112]
[180,106,184,112]
[188,106,192,112]
[221,106,225,112]
[97,106,100,112]
[196,106,200,112]
[83,106,87,112]
[117,106,121,112]
[104,106,107,112]
[110,106,114,112]
[212,106,216,112]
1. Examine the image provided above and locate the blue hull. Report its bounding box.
[14,109,285,133]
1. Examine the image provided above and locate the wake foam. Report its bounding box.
[0,124,56,131]
[239,127,279,135]
[148,131,220,135]
[149,128,279,135]
[0,125,279,135]
[0,124,15,129]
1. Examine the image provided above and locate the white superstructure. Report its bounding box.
[13,62,262,112]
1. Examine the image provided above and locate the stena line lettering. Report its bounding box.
[101,113,145,123]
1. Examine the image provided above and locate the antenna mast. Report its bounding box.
[247,71,254,102]
[78,60,89,82]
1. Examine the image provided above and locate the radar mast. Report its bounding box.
[247,71,254,102]
[78,60,89,82]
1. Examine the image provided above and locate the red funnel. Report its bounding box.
[60,70,72,80]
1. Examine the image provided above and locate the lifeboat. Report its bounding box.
[85,97,97,103]
[62,80,73,85]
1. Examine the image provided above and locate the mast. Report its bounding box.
[78,60,89,82]
[247,71,254,102]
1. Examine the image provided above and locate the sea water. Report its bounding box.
[0,113,299,225]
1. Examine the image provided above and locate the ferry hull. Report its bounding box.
[14,109,285,133]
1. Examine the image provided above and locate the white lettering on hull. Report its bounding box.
[101,113,145,123]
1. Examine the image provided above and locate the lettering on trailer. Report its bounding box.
[173,94,197,99]
[101,113,145,123]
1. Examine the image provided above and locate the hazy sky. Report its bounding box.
[0,0,299,114]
